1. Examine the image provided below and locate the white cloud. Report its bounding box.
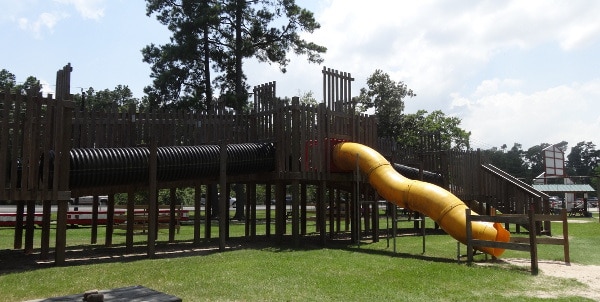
[17,11,68,38]
[54,0,105,20]
[286,0,600,149]
[3,0,104,38]
[303,1,600,94]
[471,78,523,99]
[453,79,600,148]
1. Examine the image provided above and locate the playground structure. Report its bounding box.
[1,64,556,265]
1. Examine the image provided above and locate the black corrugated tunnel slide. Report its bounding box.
[68,142,275,188]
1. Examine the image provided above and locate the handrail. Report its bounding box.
[481,164,550,199]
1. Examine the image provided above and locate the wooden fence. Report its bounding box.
[465,208,569,275]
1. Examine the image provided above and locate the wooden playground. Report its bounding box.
[1,64,559,265]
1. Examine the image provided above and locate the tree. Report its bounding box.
[566,141,599,177]
[143,0,221,111]
[298,90,317,106]
[484,143,529,179]
[355,69,415,138]
[143,0,326,112]
[0,69,17,93]
[399,110,470,150]
[73,85,139,112]
[0,70,41,95]
[18,76,42,95]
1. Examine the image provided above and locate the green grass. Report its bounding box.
[0,213,599,301]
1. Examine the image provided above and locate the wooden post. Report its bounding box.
[291,180,300,246]
[147,139,158,257]
[301,184,307,236]
[465,209,474,264]
[219,143,227,251]
[126,189,135,253]
[169,188,177,242]
[328,186,334,238]
[351,155,360,244]
[291,97,301,246]
[250,184,257,238]
[55,199,68,264]
[265,184,272,237]
[318,181,327,245]
[24,200,36,253]
[91,195,99,244]
[275,183,286,240]
[54,68,73,265]
[561,209,570,264]
[40,199,52,259]
[105,194,115,247]
[528,205,539,275]
[194,184,202,245]
[204,184,215,239]
[247,184,257,239]
[372,195,379,243]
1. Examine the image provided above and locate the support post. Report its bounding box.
[40,200,52,259]
[55,199,68,265]
[265,184,272,237]
[318,181,327,245]
[105,194,115,247]
[169,188,177,242]
[24,200,36,254]
[219,143,227,251]
[194,184,202,245]
[291,180,300,247]
[14,201,24,249]
[125,190,135,253]
[147,139,158,257]
[91,195,99,244]
[528,205,539,275]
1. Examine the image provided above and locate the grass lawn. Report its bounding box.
[0,211,599,301]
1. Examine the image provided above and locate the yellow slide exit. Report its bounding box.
[332,142,510,257]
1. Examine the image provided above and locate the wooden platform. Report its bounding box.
[28,285,181,302]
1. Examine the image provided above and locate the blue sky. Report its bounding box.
[1,0,599,151]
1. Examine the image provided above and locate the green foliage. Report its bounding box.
[355,69,415,138]
[484,143,530,180]
[0,69,16,93]
[143,0,326,112]
[0,69,41,95]
[400,110,471,151]
[355,70,472,151]
[566,141,599,177]
[523,143,553,179]
[72,85,139,112]
[298,90,318,106]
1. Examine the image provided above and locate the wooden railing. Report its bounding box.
[464,208,569,275]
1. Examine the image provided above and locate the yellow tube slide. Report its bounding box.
[332,142,510,257]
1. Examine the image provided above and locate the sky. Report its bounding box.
[1,0,599,151]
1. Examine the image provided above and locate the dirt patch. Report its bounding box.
[500,258,600,301]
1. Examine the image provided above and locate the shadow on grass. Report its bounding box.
[0,227,524,275]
